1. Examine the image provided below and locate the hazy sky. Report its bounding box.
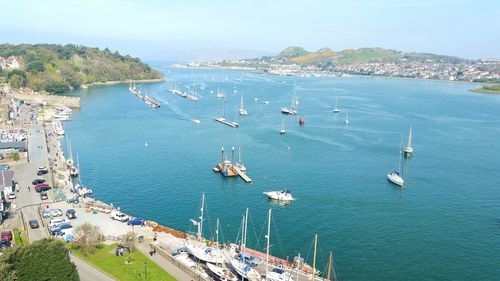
[0,0,498,59]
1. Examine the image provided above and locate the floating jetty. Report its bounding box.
[213,146,252,183]
[169,87,199,101]
[129,83,160,108]
[214,117,239,128]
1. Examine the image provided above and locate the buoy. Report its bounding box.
[299,116,305,126]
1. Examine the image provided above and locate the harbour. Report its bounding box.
[59,65,500,280]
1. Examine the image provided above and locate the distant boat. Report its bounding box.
[333,97,341,113]
[404,126,414,158]
[193,119,201,124]
[239,93,248,116]
[387,140,405,187]
[216,87,224,99]
[263,189,294,202]
[344,112,349,125]
[144,142,148,147]
[281,89,298,115]
[235,146,246,173]
[280,118,286,135]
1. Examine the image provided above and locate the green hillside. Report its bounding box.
[0,44,163,93]
[273,46,469,65]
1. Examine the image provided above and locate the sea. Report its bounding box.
[62,62,500,280]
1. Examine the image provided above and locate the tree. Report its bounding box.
[73,223,103,256]
[0,239,79,281]
[26,61,45,73]
[44,81,70,93]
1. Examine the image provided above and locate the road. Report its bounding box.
[13,123,116,281]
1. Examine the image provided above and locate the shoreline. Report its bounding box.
[81,78,164,88]
[468,88,500,94]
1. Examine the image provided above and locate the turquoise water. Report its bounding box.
[64,64,500,280]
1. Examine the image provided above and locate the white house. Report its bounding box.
[5,56,20,69]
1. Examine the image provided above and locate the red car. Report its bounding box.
[35,184,51,192]
[1,231,12,241]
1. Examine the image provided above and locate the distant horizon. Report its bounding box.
[1,0,498,60]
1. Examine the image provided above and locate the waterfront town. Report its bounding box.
[189,58,500,83]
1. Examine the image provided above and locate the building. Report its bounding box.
[4,56,20,69]
[0,57,5,68]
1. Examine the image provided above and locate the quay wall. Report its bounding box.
[9,92,80,108]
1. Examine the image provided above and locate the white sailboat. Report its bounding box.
[206,262,238,281]
[185,193,225,264]
[404,126,414,158]
[216,87,224,99]
[344,112,349,125]
[229,208,262,281]
[280,118,286,135]
[333,97,340,113]
[387,140,405,187]
[239,93,248,116]
[264,209,295,281]
[235,146,246,173]
[281,89,298,115]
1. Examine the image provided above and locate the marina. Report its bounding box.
[169,84,199,101]
[128,82,161,108]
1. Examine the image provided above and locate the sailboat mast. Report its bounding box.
[332,251,338,281]
[312,234,318,281]
[399,136,404,176]
[408,126,413,148]
[198,193,205,240]
[240,93,244,110]
[216,218,220,247]
[327,251,332,281]
[265,208,272,280]
[243,208,249,256]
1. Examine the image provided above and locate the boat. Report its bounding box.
[214,100,239,128]
[229,209,262,281]
[344,112,349,125]
[66,138,78,177]
[239,93,248,116]
[193,119,201,124]
[387,140,405,187]
[73,153,93,196]
[264,209,295,281]
[216,87,224,99]
[404,126,414,158]
[52,121,65,136]
[263,189,294,202]
[235,147,246,173]
[185,194,225,264]
[281,89,298,115]
[206,263,238,281]
[280,118,286,135]
[333,97,340,113]
[174,252,197,268]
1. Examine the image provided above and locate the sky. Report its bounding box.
[0,0,498,59]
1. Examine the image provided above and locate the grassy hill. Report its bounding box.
[0,44,163,93]
[273,46,470,65]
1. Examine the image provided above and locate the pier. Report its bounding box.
[129,83,160,108]
[169,88,199,101]
[214,117,239,128]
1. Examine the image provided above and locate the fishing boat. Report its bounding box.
[263,189,294,202]
[387,140,405,187]
[404,126,414,158]
[280,118,286,135]
[344,112,349,125]
[239,94,248,116]
[229,209,262,281]
[235,147,246,173]
[185,194,225,264]
[333,97,340,113]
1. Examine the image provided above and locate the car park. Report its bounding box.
[1,231,12,241]
[29,220,39,229]
[127,217,145,226]
[32,179,46,185]
[66,209,76,219]
[110,211,129,222]
[48,218,66,228]
[40,191,48,200]
[7,192,16,199]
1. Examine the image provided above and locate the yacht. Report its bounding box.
[344,112,350,125]
[239,94,248,116]
[216,87,224,99]
[280,118,286,135]
[206,263,238,281]
[387,141,405,187]
[263,189,294,201]
[281,89,298,115]
[404,126,414,158]
[235,147,246,173]
[333,97,340,113]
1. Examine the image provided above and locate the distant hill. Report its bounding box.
[272,46,471,65]
[0,44,163,93]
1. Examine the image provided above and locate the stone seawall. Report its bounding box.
[9,92,80,108]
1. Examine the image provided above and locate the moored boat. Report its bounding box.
[263,189,294,201]
[404,126,414,158]
[206,263,238,281]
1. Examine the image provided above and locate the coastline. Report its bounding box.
[468,87,500,94]
[81,78,164,88]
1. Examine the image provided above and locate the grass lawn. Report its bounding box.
[13,228,27,246]
[71,244,176,281]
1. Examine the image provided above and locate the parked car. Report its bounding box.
[48,218,66,228]
[40,191,48,200]
[37,166,49,176]
[66,209,76,219]
[29,220,39,229]
[7,192,16,199]
[1,231,12,241]
[35,183,51,192]
[50,209,63,217]
[32,179,46,185]
[50,222,72,236]
[110,211,129,222]
[127,217,145,226]
[0,239,11,252]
